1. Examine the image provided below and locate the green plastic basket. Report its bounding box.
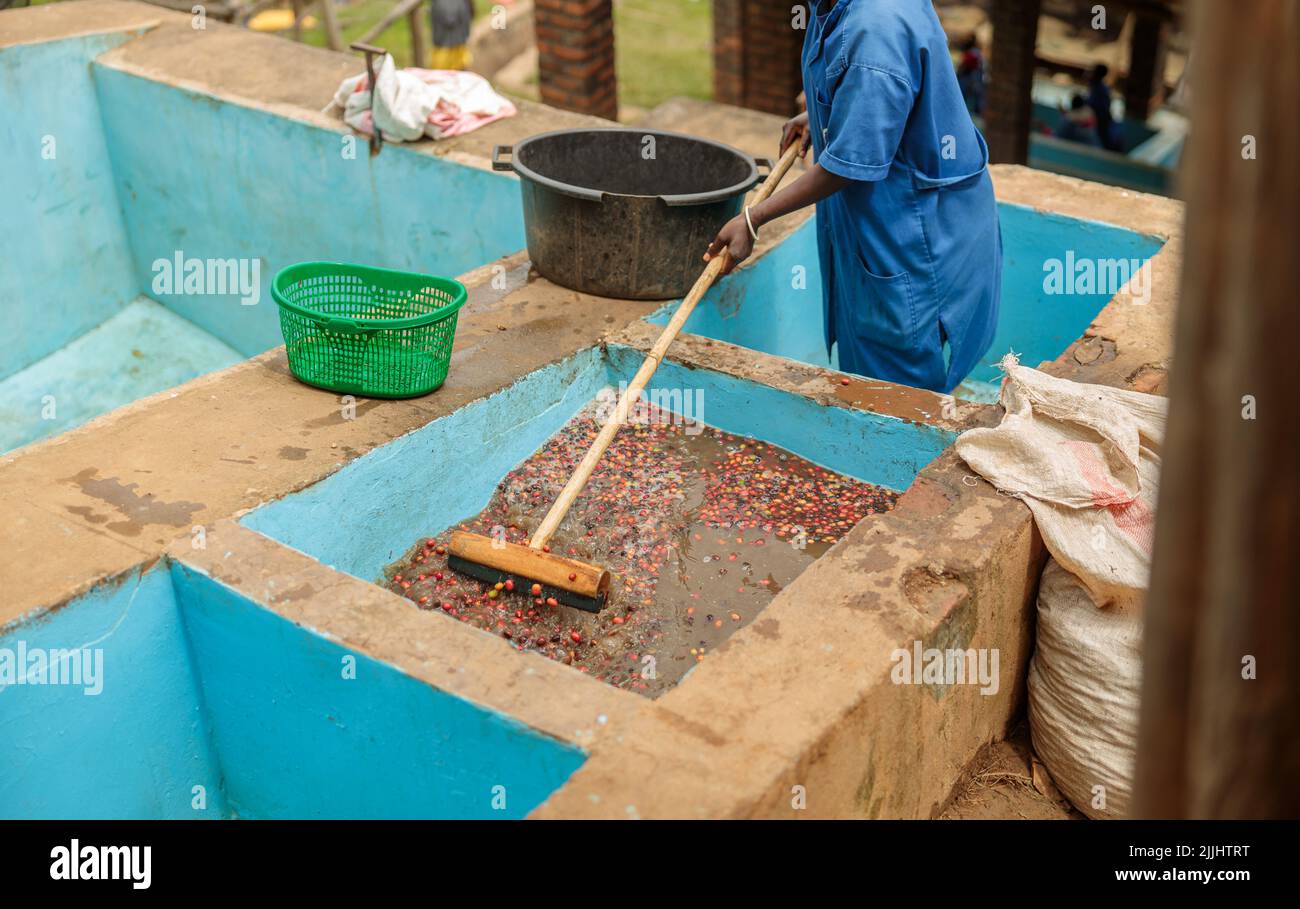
[272,262,467,398]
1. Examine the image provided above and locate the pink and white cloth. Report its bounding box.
[328,54,516,142]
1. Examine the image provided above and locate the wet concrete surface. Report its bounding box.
[384,399,898,696]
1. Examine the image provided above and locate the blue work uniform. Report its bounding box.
[803,0,1002,393]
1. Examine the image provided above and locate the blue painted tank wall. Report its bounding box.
[650,204,1164,388]
[0,566,225,819]
[0,298,244,454]
[242,344,955,586]
[169,563,585,819]
[974,103,1176,195]
[0,561,585,819]
[91,66,527,357]
[3,33,527,376]
[605,345,954,491]
[1028,136,1172,195]
[666,218,831,372]
[987,204,1163,382]
[1030,102,1158,152]
[0,34,142,380]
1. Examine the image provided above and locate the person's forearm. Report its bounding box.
[749,164,850,230]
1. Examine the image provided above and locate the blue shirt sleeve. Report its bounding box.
[819,64,916,182]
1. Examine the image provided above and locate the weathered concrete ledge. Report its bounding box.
[610,320,984,432]
[0,0,161,49]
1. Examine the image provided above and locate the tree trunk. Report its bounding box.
[1134,0,1300,818]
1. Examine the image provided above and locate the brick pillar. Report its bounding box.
[714,0,745,106]
[985,0,1042,165]
[1123,11,1167,123]
[712,0,803,116]
[535,0,618,121]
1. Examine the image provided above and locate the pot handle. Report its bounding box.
[492,145,514,172]
[754,157,774,177]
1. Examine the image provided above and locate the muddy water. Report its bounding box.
[384,400,898,697]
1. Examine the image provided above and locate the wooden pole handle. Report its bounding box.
[529,144,802,549]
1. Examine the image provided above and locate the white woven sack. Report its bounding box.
[1027,559,1143,818]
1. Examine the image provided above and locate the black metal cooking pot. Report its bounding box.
[493,129,771,300]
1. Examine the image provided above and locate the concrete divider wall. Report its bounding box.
[744,455,1044,818]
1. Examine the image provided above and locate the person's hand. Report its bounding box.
[704,213,754,275]
[780,111,811,158]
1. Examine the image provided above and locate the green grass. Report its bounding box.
[613,0,713,110]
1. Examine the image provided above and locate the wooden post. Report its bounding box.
[1133,0,1300,819]
[291,0,303,41]
[409,2,427,69]
[1123,10,1167,122]
[319,0,344,52]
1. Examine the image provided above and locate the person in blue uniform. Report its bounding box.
[706,0,1002,395]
